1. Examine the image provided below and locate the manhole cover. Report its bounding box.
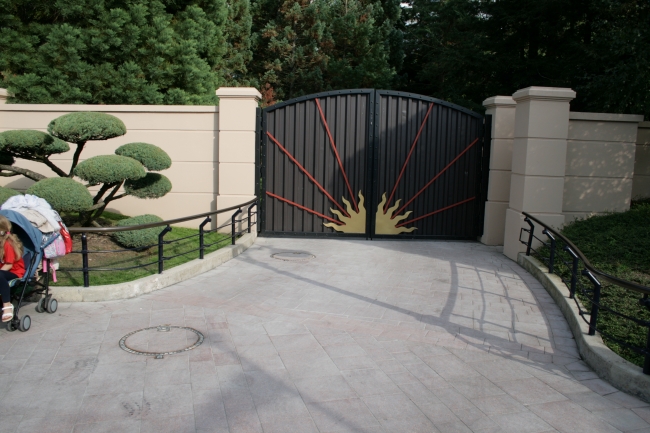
[119,325,204,359]
[271,252,315,262]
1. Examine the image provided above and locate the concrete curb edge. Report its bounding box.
[51,232,257,302]
[518,252,650,402]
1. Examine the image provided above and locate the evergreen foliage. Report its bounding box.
[0,0,234,104]
[124,173,173,199]
[0,130,69,156]
[26,177,93,212]
[74,155,146,185]
[113,214,165,249]
[115,143,172,171]
[0,186,21,205]
[223,0,255,86]
[48,112,126,144]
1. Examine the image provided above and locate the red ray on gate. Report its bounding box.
[314,98,358,213]
[266,132,350,218]
[393,137,479,218]
[266,191,344,225]
[384,103,434,213]
[395,197,476,227]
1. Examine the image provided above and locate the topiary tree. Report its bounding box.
[26,178,93,213]
[0,112,173,226]
[0,186,21,205]
[112,214,165,249]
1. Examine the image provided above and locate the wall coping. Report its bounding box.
[49,231,256,302]
[570,112,645,123]
[0,104,218,113]
[518,253,650,402]
[639,121,650,128]
[482,95,516,109]
[512,86,576,102]
[216,87,262,100]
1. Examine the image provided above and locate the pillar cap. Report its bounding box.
[482,95,516,109]
[0,88,8,103]
[216,87,261,100]
[512,86,576,102]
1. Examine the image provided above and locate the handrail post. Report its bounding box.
[199,217,211,259]
[247,203,254,234]
[81,233,89,288]
[524,217,534,256]
[158,225,172,274]
[564,246,579,299]
[582,270,601,336]
[231,208,242,245]
[543,229,556,273]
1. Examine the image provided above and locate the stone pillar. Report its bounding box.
[480,96,516,245]
[503,87,576,260]
[0,89,8,104]
[215,87,261,229]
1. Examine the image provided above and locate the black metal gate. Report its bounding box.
[259,89,490,239]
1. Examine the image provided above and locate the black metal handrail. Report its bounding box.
[519,211,650,374]
[61,198,258,288]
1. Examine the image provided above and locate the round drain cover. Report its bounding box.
[119,325,204,358]
[271,252,315,262]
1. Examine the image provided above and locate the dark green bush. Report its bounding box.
[0,130,69,155]
[0,186,21,204]
[0,152,15,166]
[113,214,165,249]
[115,143,172,171]
[125,173,172,199]
[48,112,126,143]
[26,177,93,212]
[74,155,145,185]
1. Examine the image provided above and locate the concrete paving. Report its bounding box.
[1,238,649,433]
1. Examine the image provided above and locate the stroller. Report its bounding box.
[1,209,57,332]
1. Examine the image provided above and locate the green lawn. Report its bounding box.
[545,202,650,368]
[55,213,232,286]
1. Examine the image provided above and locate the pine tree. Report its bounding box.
[223,0,255,86]
[0,0,229,104]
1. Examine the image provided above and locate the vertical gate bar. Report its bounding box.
[366,90,379,239]
[260,105,267,233]
[81,232,89,287]
[477,115,492,236]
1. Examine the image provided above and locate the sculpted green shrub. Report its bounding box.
[113,214,165,249]
[26,178,93,213]
[0,187,21,205]
[74,155,146,185]
[125,173,172,199]
[115,143,172,171]
[0,130,69,155]
[48,112,126,143]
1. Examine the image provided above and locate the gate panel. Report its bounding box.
[372,91,484,238]
[261,90,372,235]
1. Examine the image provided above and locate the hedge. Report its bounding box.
[74,155,146,185]
[0,187,21,205]
[113,214,165,249]
[115,143,172,171]
[124,173,172,199]
[48,112,126,143]
[26,177,93,212]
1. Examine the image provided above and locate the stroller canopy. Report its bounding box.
[0,209,43,258]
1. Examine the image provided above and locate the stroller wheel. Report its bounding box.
[36,298,45,313]
[18,315,31,332]
[46,298,58,314]
[6,318,16,332]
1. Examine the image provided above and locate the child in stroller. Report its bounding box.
[0,209,58,332]
[0,214,25,323]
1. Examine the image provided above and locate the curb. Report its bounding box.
[50,232,257,302]
[518,253,650,402]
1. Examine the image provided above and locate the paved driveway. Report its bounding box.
[1,238,649,433]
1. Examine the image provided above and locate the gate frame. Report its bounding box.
[258,89,491,240]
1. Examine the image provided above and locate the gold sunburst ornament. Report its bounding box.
[375,193,416,234]
[323,191,366,233]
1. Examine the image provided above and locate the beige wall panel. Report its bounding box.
[512,138,567,177]
[566,141,635,178]
[0,109,218,131]
[159,162,216,194]
[632,176,650,199]
[509,174,565,213]
[486,170,511,202]
[219,131,256,163]
[218,163,256,196]
[563,177,632,212]
[219,100,258,131]
[514,100,571,140]
[568,120,638,143]
[634,145,650,176]
[480,201,508,245]
[489,139,513,171]
[105,193,216,228]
